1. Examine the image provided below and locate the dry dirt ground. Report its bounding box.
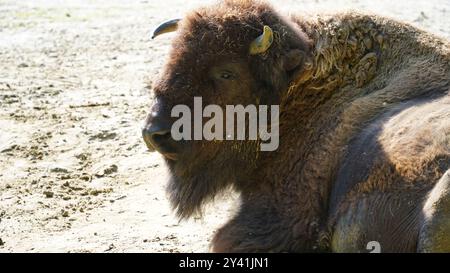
[0,0,449,253]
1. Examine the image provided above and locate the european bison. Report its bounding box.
[143,0,450,252]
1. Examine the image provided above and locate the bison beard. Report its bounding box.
[166,169,212,219]
[166,140,260,219]
[166,160,232,219]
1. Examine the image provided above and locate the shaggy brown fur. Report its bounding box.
[145,0,450,252]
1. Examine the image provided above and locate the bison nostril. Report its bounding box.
[152,131,171,144]
[150,130,171,151]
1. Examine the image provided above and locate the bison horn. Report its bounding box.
[249,25,274,55]
[152,19,181,39]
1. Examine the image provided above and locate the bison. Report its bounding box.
[143,0,450,252]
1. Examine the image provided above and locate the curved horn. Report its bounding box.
[249,25,274,55]
[152,19,181,39]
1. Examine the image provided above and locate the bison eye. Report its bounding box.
[220,72,233,80]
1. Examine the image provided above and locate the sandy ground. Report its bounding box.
[0,0,449,253]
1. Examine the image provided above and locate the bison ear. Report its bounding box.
[282,49,305,72]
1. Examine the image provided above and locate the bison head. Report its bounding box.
[143,0,312,218]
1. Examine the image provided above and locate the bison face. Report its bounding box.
[143,1,311,218]
[144,58,263,219]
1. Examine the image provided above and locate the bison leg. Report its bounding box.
[418,170,450,252]
[211,196,301,252]
[211,203,281,253]
[331,191,422,253]
[330,200,369,253]
[211,217,264,253]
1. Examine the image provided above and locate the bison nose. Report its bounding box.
[142,119,178,160]
[142,124,171,152]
